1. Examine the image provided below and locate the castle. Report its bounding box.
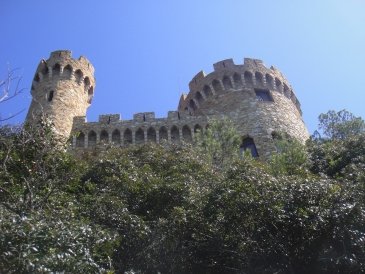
[26,50,309,158]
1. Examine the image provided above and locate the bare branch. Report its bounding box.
[0,66,25,122]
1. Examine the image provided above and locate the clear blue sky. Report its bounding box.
[1,0,364,133]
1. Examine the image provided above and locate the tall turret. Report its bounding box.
[26,50,95,139]
[178,58,309,157]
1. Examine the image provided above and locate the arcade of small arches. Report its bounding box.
[73,124,259,157]
[184,70,300,114]
[32,62,94,104]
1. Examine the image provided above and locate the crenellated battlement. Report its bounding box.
[71,110,208,148]
[182,58,301,116]
[26,51,309,159]
[31,51,95,101]
[26,50,96,138]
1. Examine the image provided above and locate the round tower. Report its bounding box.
[178,58,309,158]
[26,50,95,139]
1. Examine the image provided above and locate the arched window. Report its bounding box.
[240,137,259,158]
[41,64,49,77]
[265,74,274,89]
[75,69,83,84]
[170,126,179,143]
[212,79,223,93]
[182,125,192,142]
[291,94,297,104]
[233,73,242,88]
[48,90,54,102]
[189,99,197,111]
[255,72,264,86]
[135,128,144,144]
[124,129,132,145]
[244,71,253,85]
[100,130,109,143]
[63,64,72,79]
[159,126,168,142]
[112,129,121,144]
[88,130,97,147]
[283,84,291,98]
[203,85,213,98]
[222,76,233,90]
[147,127,156,143]
[33,73,40,82]
[53,63,61,76]
[84,77,91,91]
[194,124,202,133]
[76,132,85,148]
[87,86,94,104]
[275,78,282,91]
[195,91,204,104]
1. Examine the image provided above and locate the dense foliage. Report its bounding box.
[1,110,364,273]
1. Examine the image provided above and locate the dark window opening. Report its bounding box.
[170,126,179,143]
[76,132,85,148]
[265,74,274,89]
[135,128,144,144]
[124,129,132,145]
[100,130,109,143]
[222,76,233,90]
[203,85,213,97]
[255,72,264,86]
[41,65,49,76]
[182,125,192,142]
[240,137,259,158]
[112,130,121,144]
[255,89,273,102]
[212,79,223,93]
[88,131,97,147]
[195,92,204,104]
[75,69,83,83]
[147,127,156,143]
[275,78,282,90]
[159,127,168,142]
[194,124,202,133]
[87,86,94,104]
[48,90,54,102]
[244,71,253,84]
[63,64,72,78]
[189,99,197,111]
[53,64,61,76]
[34,74,40,82]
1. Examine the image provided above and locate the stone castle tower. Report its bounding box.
[26,50,309,159]
[26,50,95,138]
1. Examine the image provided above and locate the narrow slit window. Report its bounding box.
[48,90,54,102]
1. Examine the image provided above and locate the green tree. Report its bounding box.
[79,144,217,273]
[308,110,365,179]
[194,117,241,169]
[317,109,365,140]
[269,133,309,176]
[0,119,116,273]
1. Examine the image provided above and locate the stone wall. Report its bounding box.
[71,111,207,148]
[177,58,309,158]
[26,51,309,160]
